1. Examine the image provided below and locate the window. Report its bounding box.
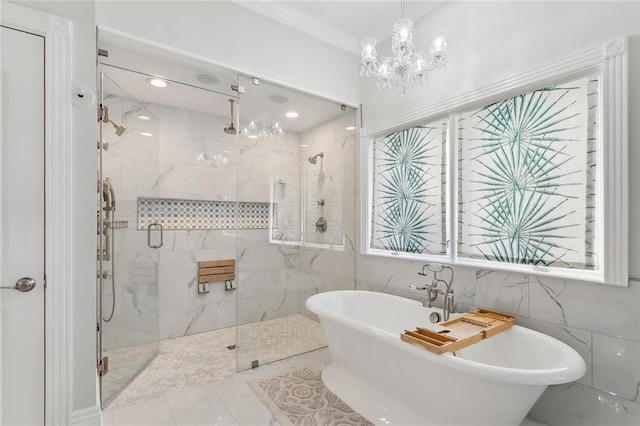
[363,37,628,286]
[457,76,598,269]
[370,120,447,255]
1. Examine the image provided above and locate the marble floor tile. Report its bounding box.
[164,381,224,424]
[236,314,326,371]
[223,394,275,425]
[104,347,549,426]
[110,396,176,426]
[106,314,325,408]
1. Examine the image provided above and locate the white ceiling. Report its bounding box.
[280,0,444,40]
[98,1,445,133]
[236,1,445,54]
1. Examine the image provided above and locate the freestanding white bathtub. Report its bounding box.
[306,290,586,426]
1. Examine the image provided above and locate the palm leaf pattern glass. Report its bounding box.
[371,121,447,254]
[458,76,598,268]
[272,178,302,243]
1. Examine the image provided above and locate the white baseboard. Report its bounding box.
[71,405,102,426]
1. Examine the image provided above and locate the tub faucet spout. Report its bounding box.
[415,263,455,321]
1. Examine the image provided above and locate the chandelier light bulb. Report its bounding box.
[431,34,447,54]
[360,37,378,77]
[392,19,414,54]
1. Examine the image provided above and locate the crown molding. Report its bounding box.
[232,0,360,55]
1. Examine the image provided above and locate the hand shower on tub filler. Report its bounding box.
[409,263,455,322]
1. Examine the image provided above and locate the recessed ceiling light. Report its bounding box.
[147,78,168,88]
[269,94,290,104]
[137,115,151,121]
[140,132,153,137]
[196,73,220,86]
[285,111,299,118]
[300,144,310,147]
[346,126,355,130]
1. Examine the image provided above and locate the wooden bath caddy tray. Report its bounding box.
[401,308,516,354]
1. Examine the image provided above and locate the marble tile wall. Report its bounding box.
[102,93,359,380]
[297,112,357,319]
[102,94,307,343]
[356,244,640,424]
[101,95,161,352]
[301,113,355,248]
[235,118,304,332]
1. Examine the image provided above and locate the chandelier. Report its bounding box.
[242,116,284,139]
[360,0,449,96]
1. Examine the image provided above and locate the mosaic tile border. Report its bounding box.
[137,197,269,230]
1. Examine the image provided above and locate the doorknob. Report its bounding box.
[0,277,36,292]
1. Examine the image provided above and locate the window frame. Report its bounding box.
[361,37,628,286]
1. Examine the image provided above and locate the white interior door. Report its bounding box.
[0,25,46,425]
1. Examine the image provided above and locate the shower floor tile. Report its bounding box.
[236,314,327,371]
[105,314,326,408]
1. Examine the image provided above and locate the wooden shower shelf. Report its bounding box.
[401,308,516,354]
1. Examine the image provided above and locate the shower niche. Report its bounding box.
[96,34,357,407]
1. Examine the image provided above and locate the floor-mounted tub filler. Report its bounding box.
[306,290,586,426]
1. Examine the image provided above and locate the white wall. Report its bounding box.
[96,0,361,107]
[8,0,99,415]
[358,1,640,424]
[362,0,640,276]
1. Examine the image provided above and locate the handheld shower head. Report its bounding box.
[224,99,237,135]
[100,104,128,137]
[308,152,324,164]
[109,119,128,137]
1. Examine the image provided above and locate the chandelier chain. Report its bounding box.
[400,0,405,19]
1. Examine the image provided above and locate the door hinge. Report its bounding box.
[98,356,109,377]
[231,84,245,95]
[96,321,100,332]
[98,104,109,123]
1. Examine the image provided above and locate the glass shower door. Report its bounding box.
[235,75,357,371]
[98,72,161,406]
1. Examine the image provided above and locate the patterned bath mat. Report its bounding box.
[248,367,373,426]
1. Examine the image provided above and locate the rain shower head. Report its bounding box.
[308,152,324,164]
[224,99,237,135]
[223,123,236,135]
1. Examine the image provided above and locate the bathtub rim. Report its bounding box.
[306,290,586,386]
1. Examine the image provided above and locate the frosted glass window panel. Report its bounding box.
[458,76,599,269]
[271,177,302,243]
[371,121,447,255]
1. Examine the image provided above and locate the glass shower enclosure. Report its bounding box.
[96,34,358,405]
[97,72,161,406]
[235,75,357,371]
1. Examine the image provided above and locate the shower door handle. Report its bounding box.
[147,223,163,249]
